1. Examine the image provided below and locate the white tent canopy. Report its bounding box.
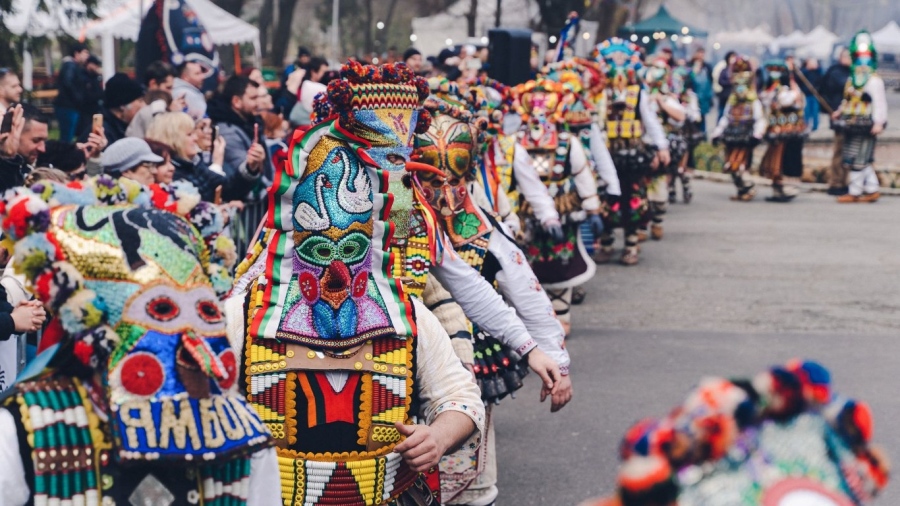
[77,0,261,80]
[769,29,805,53]
[711,25,774,47]
[411,0,539,57]
[794,26,840,61]
[872,21,900,54]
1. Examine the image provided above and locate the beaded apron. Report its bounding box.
[7,375,253,506]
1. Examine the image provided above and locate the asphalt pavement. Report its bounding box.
[494,180,900,505]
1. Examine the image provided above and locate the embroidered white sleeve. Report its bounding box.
[488,233,570,371]
[569,142,601,211]
[510,144,559,225]
[0,408,31,506]
[431,252,535,354]
[248,447,281,506]
[412,299,484,443]
[589,123,622,196]
[640,90,670,149]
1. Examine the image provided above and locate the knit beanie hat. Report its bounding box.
[104,73,144,109]
[100,137,163,175]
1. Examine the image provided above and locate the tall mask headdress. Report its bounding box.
[595,37,643,91]
[512,78,577,150]
[849,31,878,88]
[1,176,267,463]
[253,61,430,348]
[413,86,491,247]
[542,59,604,131]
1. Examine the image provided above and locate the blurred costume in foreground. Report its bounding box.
[583,360,889,506]
[759,60,805,202]
[711,56,767,201]
[0,177,276,506]
[835,31,888,203]
[228,61,484,505]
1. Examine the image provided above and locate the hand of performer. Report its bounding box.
[831,109,842,121]
[711,136,721,146]
[524,348,560,394]
[587,213,604,236]
[12,300,46,333]
[394,412,474,472]
[542,374,573,413]
[871,123,884,136]
[542,219,564,241]
[657,148,671,167]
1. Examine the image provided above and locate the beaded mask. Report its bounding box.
[607,360,888,506]
[849,31,877,89]
[595,38,643,102]
[413,95,491,246]
[541,61,602,132]
[513,78,574,150]
[729,56,757,102]
[255,61,430,348]
[641,57,670,94]
[1,177,268,463]
[314,60,431,171]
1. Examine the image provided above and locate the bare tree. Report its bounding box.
[466,0,478,37]
[259,0,274,59]
[270,0,299,66]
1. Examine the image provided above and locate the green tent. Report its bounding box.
[617,5,708,39]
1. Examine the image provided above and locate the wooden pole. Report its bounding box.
[234,44,243,74]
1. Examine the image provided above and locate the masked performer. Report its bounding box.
[593,39,671,264]
[711,56,767,201]
[582,360,889,506]
[757,60,805,202]
[669,65,701,204]
[641,56,686,240]
[228,62,488,506]
[0,176,276,506]
[512,77,604,331]
[834,31,888,203]
[412,87,572,505]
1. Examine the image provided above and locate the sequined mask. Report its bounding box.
[850,31,878,89]
[282,137,394,345]
[596,38,642,103]
[414,112,490,246]
[518,91,561,150]
[1,183,269,463]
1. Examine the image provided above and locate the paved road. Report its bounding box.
[494,180,900,505]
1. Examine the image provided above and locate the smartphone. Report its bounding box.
[0,107,14,134]
[92,113,103,134]
[211,125,219,145]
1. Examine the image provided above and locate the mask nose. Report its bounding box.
[321,261,351,309]
[179,331,228,382]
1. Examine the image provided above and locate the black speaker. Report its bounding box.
[488,28,533,86]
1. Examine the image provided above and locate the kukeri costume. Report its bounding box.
[711,56,767,201]
[512,77,603,328]
[227,62,484,506]
[412,88,571,505]
[593,38,670,265]
[835,31,888,203]
[758,60,805,202]
[584,360,889,506]
[668,65,702,205]
[641,56,686,241]
[0,177,276,506]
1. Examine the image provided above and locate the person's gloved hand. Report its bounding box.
[587,213,604,236]
[711,136,721,146]
[542,219,564,241]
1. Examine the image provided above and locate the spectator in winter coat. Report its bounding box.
[145,111,228,202]
[172,61,208,120]
[820,49,853,195]
[0,104,50,192]
[799,58,824,131]
[53,43,90,142]
[81,73,145,147]
[76,55,104,138]
[206,75,269,201]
